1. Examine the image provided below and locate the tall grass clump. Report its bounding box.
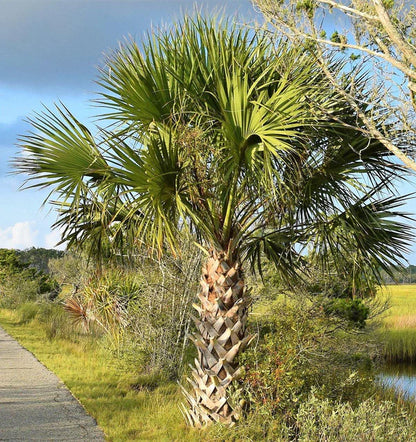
[382,328,416,363]
[377,285,416,363]
[14,301,96,343]
[15,302,40,324]
[36,302,87,341]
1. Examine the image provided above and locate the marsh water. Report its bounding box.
[379,364,416,398]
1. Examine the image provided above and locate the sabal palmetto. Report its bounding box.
[16,16,411,426]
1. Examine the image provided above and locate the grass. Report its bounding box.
[2,286,415,439]
[380,285,416,328]
[378,285,416,363]
[0,307,202,442]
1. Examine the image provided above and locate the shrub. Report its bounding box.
[0,274,40,308]
[323,298,370,328]
[16,302,40,324]
[0,248,61,308]
[212,295,381,440]
[210,394,416,441]
[80,269,141,339]
[208,294,414,440]
[295,394,416,441]
[48,251,93,294]
[244,299,376,404]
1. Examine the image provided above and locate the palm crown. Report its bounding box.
[17,17,410,275]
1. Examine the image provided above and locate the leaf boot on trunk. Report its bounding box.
[182,249,254,426]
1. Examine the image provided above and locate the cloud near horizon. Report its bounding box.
[0,221,65,250]
[44,229,66,250]
[0,221,39,249]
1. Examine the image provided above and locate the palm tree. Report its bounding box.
[16,16,411,426]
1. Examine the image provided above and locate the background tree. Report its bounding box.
[253,0,416,171]
[48,251,93,294]
[0,249,60,307]
[16,16,412,426]
[18,247,64,274]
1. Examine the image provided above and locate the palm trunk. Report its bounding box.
[181,249,253,427]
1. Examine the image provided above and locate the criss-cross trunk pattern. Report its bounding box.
[181,249,253,426]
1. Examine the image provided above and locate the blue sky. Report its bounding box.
[1,0,416,263]
[0,0,255,250]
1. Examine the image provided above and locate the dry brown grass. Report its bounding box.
[384,314,416,329]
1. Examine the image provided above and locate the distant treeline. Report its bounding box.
[6,246,416,286]
[16,247,64,274]
[382,265,416,285]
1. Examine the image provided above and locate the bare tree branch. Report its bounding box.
[320,0,378,20]
[253,0,416,171]
[373,0,416,67]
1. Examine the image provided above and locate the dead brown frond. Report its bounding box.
[63,297,92,332]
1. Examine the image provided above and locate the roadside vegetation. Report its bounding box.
[1,248,416,440]
[0,308,197,442]
[14,13,414,427]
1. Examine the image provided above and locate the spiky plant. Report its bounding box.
[16,16,411,426]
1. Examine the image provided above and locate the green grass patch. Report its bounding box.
[382,328,416,363]
[0,308,202,442]
[380,285,416,327]
[378,285,416,363]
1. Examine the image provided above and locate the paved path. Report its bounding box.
[0,326,105,441]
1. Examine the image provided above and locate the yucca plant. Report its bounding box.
[16,16,412,426]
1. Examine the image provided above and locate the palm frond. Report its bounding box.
[16,103,110,197]
[15,14,413,276]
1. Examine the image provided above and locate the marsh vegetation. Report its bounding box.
[1,249,416,440]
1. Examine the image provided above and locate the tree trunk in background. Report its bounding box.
[181,249,253,427]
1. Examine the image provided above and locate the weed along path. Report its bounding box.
[0,326,105,441]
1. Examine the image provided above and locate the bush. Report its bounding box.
[0,249,60,308]
[295,394,416,441]
[210,394,416,441]
[0,275,41,308]
[34,303,86,341]
[207,293,416,441]
[323,298,370,328]
[242,298,376,407]
[48,251,93,294]
[212,295,381,440]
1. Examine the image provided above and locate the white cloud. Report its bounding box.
[44,229,66,250]
[0,221,38,249]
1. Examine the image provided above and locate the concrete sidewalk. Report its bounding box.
[0,326,105,441]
